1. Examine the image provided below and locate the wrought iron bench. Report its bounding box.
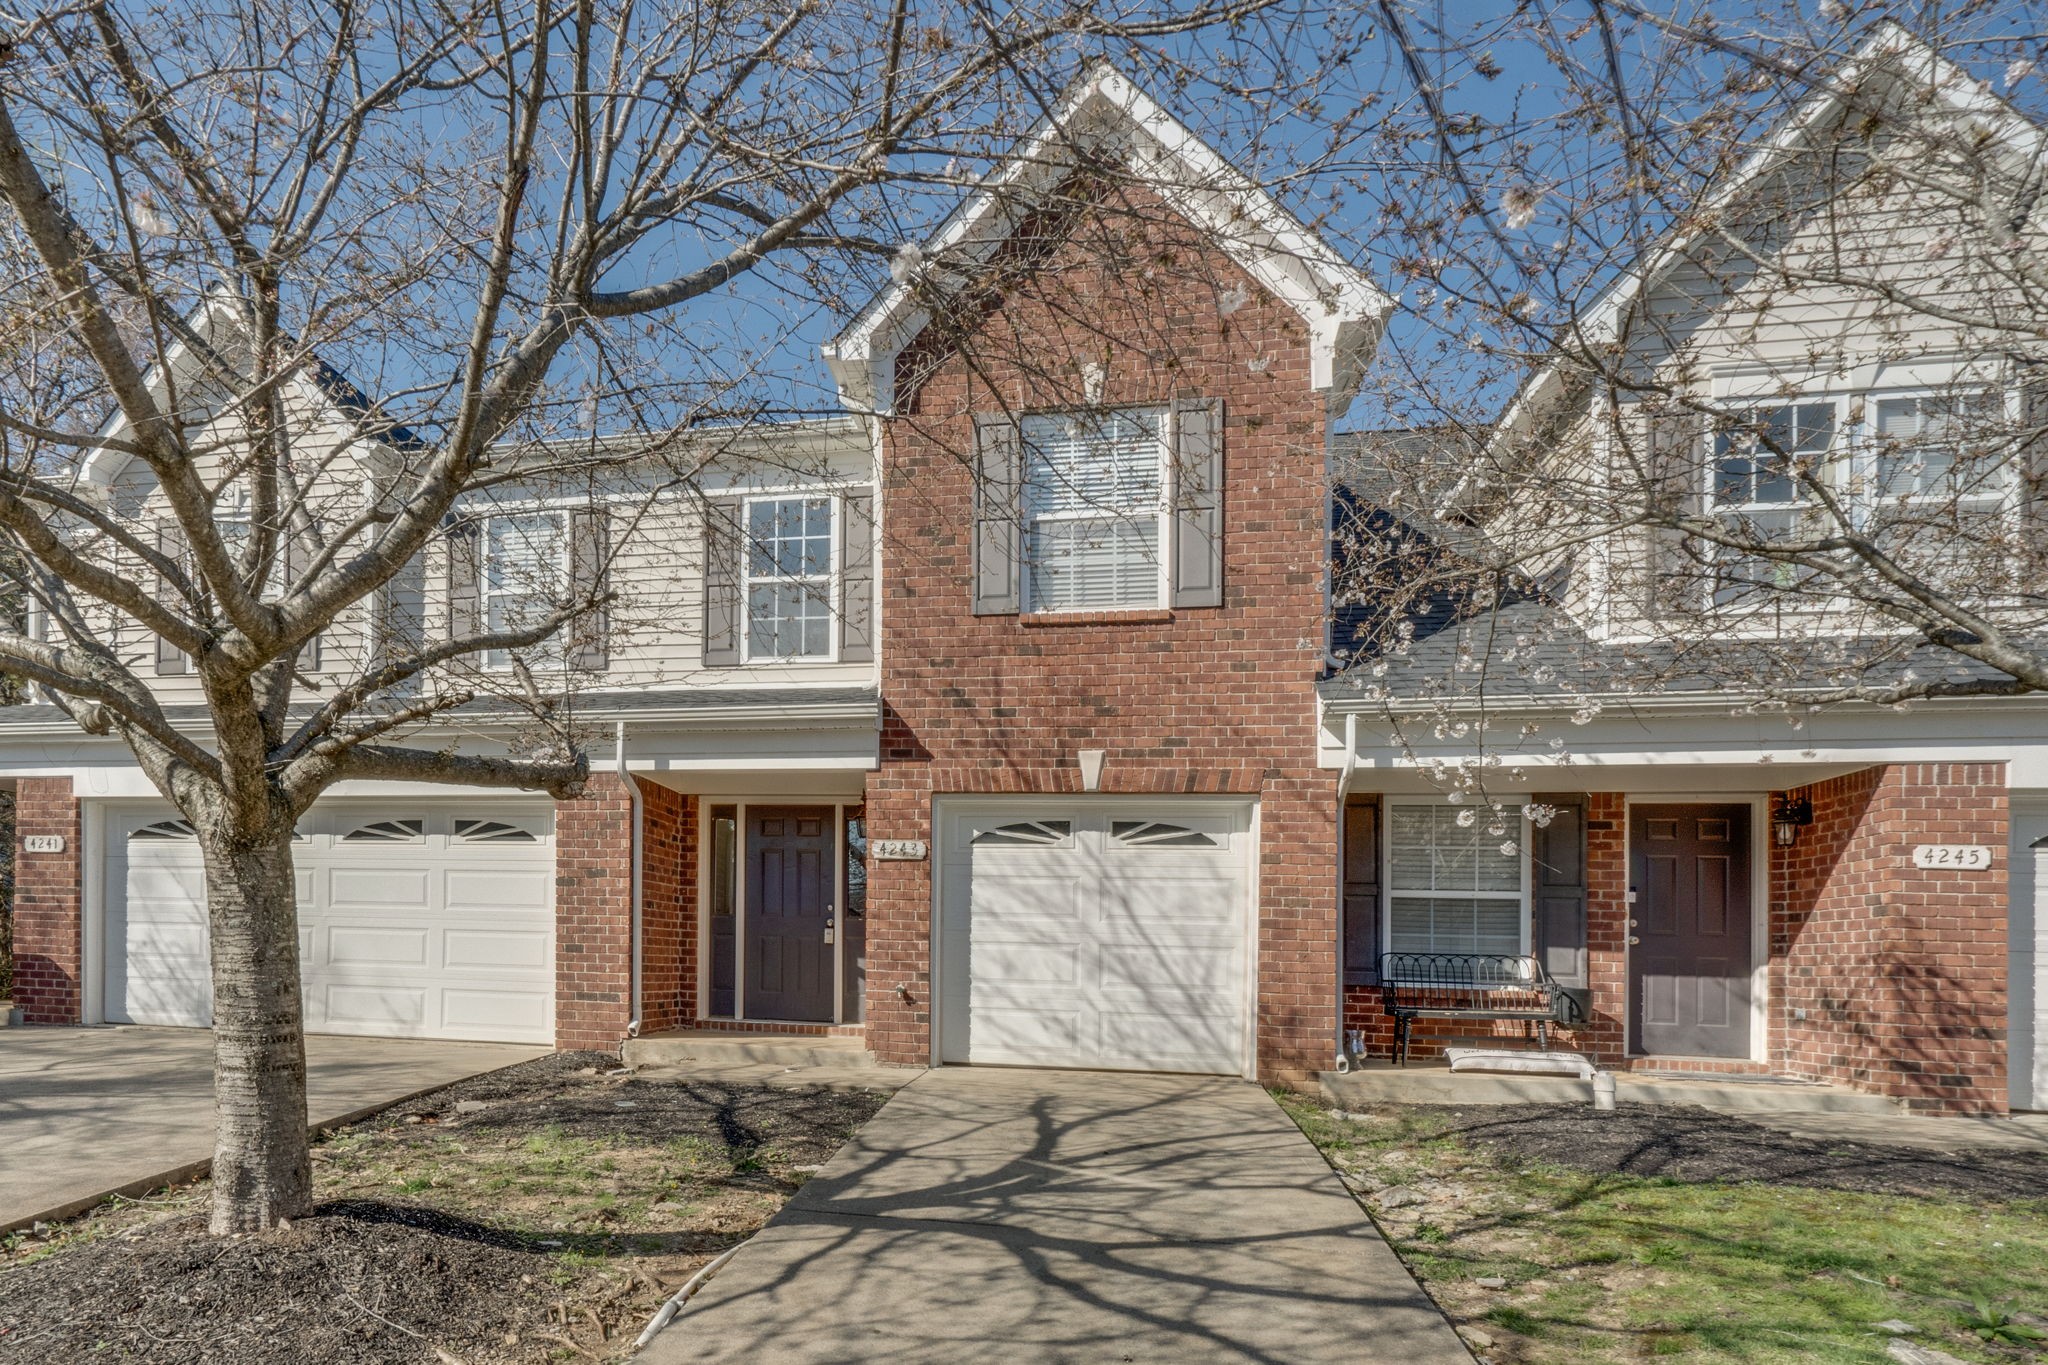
[1378,952,1579,1066]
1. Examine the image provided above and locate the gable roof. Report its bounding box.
[1488,21,2048,452]
[822,63,1392,416]
[81,288,422,489]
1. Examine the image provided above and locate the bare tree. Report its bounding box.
[1328,6,2048,779]
[0,0,1303,1233]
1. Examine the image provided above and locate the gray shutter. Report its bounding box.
[702,496,742,667]
[154,518,187,676]
[1171,397,1224,608]
[1342,796,1382,986]
[2022,376,2048,527]
[1531,793,1589,989]
[971,415,1021,616]
[445,515,482,640]
[840,490,875,663]
[1645,406,1706,616]
[282,524,321,672]
[569,506,610,671]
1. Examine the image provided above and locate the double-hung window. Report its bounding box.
[483,511,568,669]
[1871,393,2010,512]
[1020,408,1166,612]
[1707,402,1833,607]
[744,496,834,660]
[1384,803,1527,957]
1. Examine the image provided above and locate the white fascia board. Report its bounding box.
[822,64,1391,415]
[1483,22,2047,466]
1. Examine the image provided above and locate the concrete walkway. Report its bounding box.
[642,1067,1468,1365]
[0,1025,543,1232]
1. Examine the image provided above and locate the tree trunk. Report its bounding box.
[201,823,312,1233]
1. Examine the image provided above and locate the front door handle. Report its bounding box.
[823,916,836,945]
[1628,935,1641,945]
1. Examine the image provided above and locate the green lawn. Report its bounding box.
[1279,1096,2048,1363]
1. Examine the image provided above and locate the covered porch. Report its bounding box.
[1323,700,2028,1116]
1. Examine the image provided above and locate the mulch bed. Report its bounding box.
[1421,1101,2048,1201]
[0,1051,892,1364]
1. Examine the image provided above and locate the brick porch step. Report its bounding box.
[622,1028,880,1071]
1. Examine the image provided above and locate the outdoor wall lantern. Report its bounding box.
[1771,794,1813,847]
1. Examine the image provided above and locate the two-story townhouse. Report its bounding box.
[1325,25,2048,1116]
[7,66,1390,1090]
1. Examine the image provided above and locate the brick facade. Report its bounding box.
[1339,772,2011,1114]
[554,775,696,1051]
[1772,764,2009,1114]
[12,777,82,1023]
[864,179,1339,1084]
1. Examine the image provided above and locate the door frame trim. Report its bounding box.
[695,796,856,1025]
[1621,795,1769,1064]
[927,793,1262,1079]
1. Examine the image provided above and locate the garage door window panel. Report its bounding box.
[1385,803,1527,959]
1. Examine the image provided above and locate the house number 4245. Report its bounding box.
[1911,844,1991,871]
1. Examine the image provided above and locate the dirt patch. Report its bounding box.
[0,1052,892,1364]
[1423,1102,2048,1201]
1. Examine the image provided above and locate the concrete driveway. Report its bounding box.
[642,1067,1468,1365]
[0,1026,543,1232]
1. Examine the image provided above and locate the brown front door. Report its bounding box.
[1629,804,1753,1057]
[746,806,835,1022]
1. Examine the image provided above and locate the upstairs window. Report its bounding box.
[484,512,568,669]
[744,496,834,660]
[1872,393,2010,510]
[1020,409,1165,612]
[1707,402,1833,607]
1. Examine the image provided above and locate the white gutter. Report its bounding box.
[615,721,643,1041]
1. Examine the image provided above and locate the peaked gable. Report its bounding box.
[822,64,1390,416]
[1491,21,2048,453]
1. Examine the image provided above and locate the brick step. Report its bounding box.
[622,1028,879,1070]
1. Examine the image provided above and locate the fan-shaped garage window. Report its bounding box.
[454,818,538,844]
[971,820,1072,847]
[341,818,425,844]
[1110,820,1218,848]
[130,819,198,841]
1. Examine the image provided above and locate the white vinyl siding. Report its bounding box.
[743,495,835,660]
[1021,408,1165,611]
[1384,803,1527,957]
[484,511,568,668]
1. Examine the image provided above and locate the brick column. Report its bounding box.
[1255,772,1341,1086]
[1772,763,2009,1114]
[13,777,83,1023]
[553,776,700,1050]
[638,784,697,1035]
[1581,793,1630,1064]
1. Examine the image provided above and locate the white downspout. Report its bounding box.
[1339,711,1358,799]
[616,720,643,1041]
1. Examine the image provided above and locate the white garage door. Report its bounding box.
[2012,801,2048,1112]
[105,802,555,1044]
[938,800,1253,1075]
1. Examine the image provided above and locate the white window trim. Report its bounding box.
[741,492,840,664]
[1380,799,1532,959]
[482,508,571,672]
[1020,404,1172,614]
